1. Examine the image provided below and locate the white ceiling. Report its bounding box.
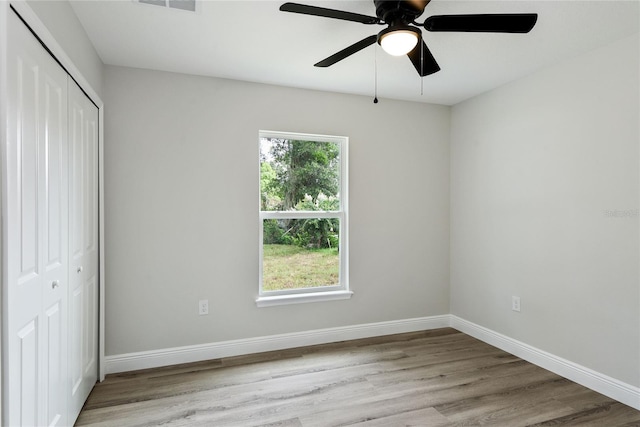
[70,0,639,105]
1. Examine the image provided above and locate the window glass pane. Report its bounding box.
[262,218,340,291]
[260,138,340,212]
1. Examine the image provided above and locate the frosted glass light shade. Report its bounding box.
[380,30,419,56]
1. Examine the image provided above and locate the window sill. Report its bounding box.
[256,290,353,308]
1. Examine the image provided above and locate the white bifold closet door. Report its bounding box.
[68,78,99,422]
[5,8,98,426]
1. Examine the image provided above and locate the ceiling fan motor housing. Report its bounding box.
[374,0,424,25]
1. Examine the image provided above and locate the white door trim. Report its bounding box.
[0,3,7,423]
[5,0,106,382]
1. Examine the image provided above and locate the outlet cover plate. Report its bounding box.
[512,296,521,312]
[199,299,209,315]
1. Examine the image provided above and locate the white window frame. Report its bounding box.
[256,130,351,307]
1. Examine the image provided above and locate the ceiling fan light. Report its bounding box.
[380,29,419,56]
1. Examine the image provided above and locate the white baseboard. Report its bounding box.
[105,315,450,374]
[105,314,639,411]
[450,315,640,411]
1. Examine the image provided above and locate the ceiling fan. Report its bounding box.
[280,0,538,76]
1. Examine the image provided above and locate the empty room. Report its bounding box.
[1,0,639,425]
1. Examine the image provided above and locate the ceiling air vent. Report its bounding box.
[137,0,197,13]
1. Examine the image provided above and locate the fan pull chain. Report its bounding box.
[420,36,424,96]
[373,45,379,104]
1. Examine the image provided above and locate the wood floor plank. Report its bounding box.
[434,376,579,423]
[75,328,640,426]
[78,362,380,426]
[83,363,274,410]
[441,395,576,426]
[527,402,640,426]
[554,385,623,411]
[343,407,452,427]
[297,392,446,426]
[253,418,303,427]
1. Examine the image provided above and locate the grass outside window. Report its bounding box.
[262,244,339,291]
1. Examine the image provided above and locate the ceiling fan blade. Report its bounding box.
[280,3,380,25]
[315,35,378,68]
[407,39,440,76]
[424,14,538,33]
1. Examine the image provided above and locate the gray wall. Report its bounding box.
[450,35,639,387]
[103,65,451,355]
[27,0,103,97]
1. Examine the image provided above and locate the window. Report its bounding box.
[257,131,351,307]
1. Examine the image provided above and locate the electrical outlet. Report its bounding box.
[512,296,521,312]
[198,299,209,315]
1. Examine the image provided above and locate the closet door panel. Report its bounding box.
[44,301,64,426]
[41,60,69,427]
[7,12,40,425]
[16,41,39,283]
[68,80,99,421]
[10,47,42,426]
[17,321,38,426]
[83,99,99,376]
[69,282,83,394]
[68,93,84,400]
[44,73,67,272]
[6,10,69,427]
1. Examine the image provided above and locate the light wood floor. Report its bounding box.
[76,328,640,426]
